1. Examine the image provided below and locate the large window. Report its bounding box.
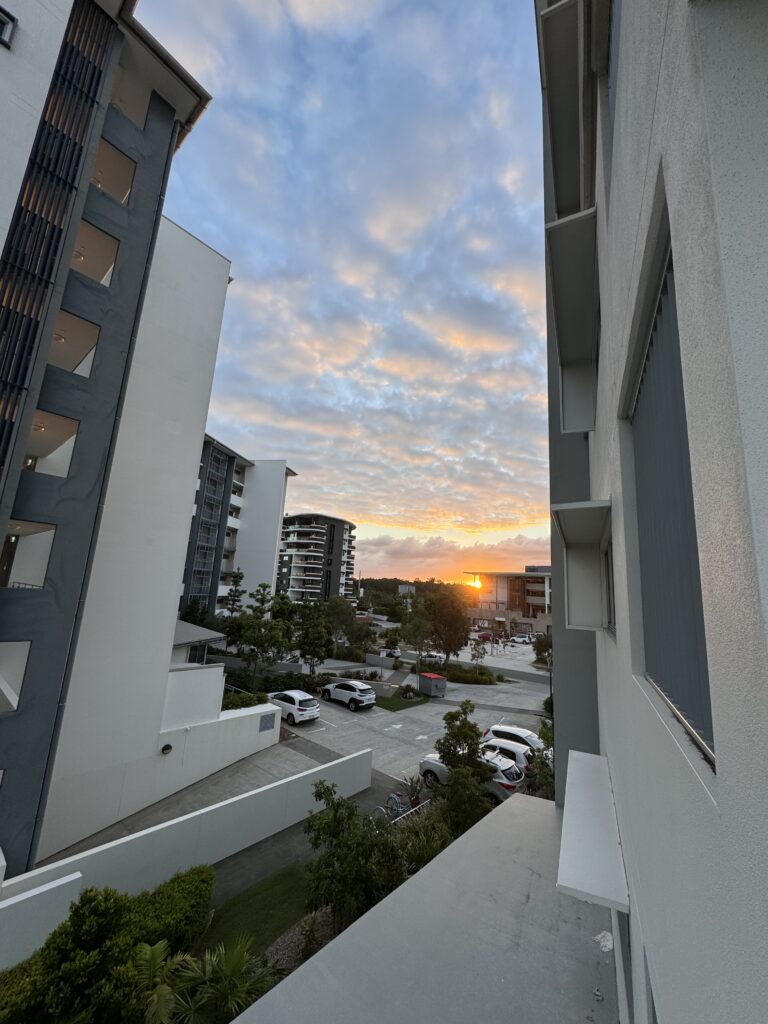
[631,258,713,758]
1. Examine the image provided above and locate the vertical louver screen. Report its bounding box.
[0,0,114,479]
[631,259,714,755]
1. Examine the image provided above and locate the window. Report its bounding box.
[631,257,713,759]
[603,540,615,632]
[272,693,285,702]
[0,7,17,48]
[259,713,276,733]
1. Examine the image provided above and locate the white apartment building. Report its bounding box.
[182,437,295,614]
[0,0,280,874]
[537,0,768,1020]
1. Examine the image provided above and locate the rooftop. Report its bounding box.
[236,796,617,1024]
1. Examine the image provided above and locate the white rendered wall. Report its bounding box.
[161,665,224,731]
[37,218,236,860]
[0,1,72,247]
[236,461,292,595]
[583,3,768,1021]
[0,750,372,969]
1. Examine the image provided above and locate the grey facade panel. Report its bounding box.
[631,262,713,751]
[0,8,180,874]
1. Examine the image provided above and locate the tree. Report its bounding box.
[223,568,246,617]
[180,597,210,627]
[470,638,487,679]
[402,603,433,672]
[346,619,376,653]
[305,781,406,929]
[434,699,491,783]
[297,602,334,678]
[436,765,493,837]
[426,589,470,665]
[383,627,402,654]
[326,595,355,642]
[533,632,552,665]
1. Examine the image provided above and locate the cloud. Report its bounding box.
[135,0,548,579]
[356,533,551,582]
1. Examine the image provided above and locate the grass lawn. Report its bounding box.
[377,693,429,712]
[203,863,310,952]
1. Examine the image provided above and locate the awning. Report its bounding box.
[173,620,225,648]
[551,501,611,630]
[558,751,629,912]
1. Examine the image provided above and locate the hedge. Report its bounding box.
[0,866,214,1024]
[221,689,268,711]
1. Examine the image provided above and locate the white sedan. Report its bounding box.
[267,689,320,726]
[321,679,376,711]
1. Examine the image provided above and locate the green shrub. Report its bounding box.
[132,866,214,951]
[496,673,504,682]
[0,867,214,1024]
[543,693,553,719]
[222,689,268,711]
[421,661,495,684]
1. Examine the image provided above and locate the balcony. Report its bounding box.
[230,492,244,509]
[22,410,79,479]
[226,515,240,531]
[70,219,119,287]
[1,520,56,589]
[90,136,136,205]
[47,310,100,377]
[238,796,617,1023]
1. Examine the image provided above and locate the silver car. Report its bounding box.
[418,750,526,803]
[321,679,376,711]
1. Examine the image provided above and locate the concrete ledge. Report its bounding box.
[557,750,629,912]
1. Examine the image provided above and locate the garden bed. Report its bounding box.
[377,693,429,712]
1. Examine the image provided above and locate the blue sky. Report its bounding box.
[137,0,549,581]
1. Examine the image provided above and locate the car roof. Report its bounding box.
[483,738,529,755]
[481,750,516,771]
[493,723,536,739]
[270,689,316,699]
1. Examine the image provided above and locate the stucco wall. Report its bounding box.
[236,460,291,595]
[161,664,226,730]
[1,750,373,969]
[580,2,768,1021]
[37,218,234,858]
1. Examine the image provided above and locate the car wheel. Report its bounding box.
[348,700,358,712]
[287,713,295,725]
[321,690,330,701]
[423,770,439,788]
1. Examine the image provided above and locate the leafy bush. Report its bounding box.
[543,694,553,719]
[0,868,214,1024]
[222,689,268,711]
[496,673,504,682]
[533,632,552,664]
[421,661,495,684]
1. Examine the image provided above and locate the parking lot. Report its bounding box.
[284,677,549,782]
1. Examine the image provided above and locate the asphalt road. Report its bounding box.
[285,677,548,782]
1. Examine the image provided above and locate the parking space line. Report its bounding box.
[319,718,338,728]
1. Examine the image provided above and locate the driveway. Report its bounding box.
[287,677,548,782]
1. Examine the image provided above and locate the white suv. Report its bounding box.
[267,689,320,725]
[321,679,376,711]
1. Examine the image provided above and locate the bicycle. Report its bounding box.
[373,790,411,821]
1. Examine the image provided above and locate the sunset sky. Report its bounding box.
[138,0,550,582]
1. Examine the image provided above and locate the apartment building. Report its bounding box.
[464,566,552,630]
[181,437,296,614]
[0,0,280,876]
[536,0,768,1020]
[278,513,356,602]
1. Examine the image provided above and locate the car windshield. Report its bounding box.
[299,699,317,708]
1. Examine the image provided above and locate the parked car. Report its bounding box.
[511,635,529,645]
[482,722,545,752]
[477,631,493,641]
[481,738,537,782]
[321,679,377,711]
[267,689,320,726]
[418,750,526,803]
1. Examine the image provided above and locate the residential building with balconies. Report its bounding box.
[536,0,768,1020]
[278,513,356,603]
[0,0,280,876]
[181,437,296,614]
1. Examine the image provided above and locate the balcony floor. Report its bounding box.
[238,795,618,1023]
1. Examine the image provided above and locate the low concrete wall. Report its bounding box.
[0,750,373,969]
[366,653,396,670]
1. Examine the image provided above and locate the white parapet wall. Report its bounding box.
[0,749,373,970]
